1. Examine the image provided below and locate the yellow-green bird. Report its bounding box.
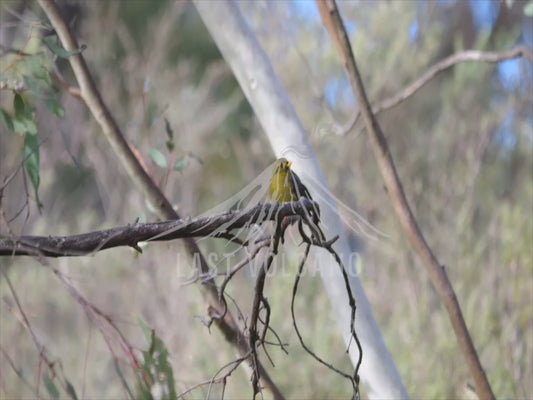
[269,158,325,241]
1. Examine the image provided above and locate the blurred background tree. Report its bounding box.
[1,0,531,399]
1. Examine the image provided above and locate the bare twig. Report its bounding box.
[52,267,140,367]
[177,351,251,399]
[243,211,362,398]
[0,346,42,399]
[0,146,34,231]
[0,44,33,57]
[338,45,532,136]
[293,223,361,398]
[1,268,74,397]
[219,239,270,300]
[49,71,83,102]
[248,219,283,398]
[329,250,361,376]
[199,236,271,332]
[317,1,495,399]
[316,230,362,383]
[373,45,533,115]
[290,243,358,399]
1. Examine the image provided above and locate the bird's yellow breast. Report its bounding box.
[269,166,297,203]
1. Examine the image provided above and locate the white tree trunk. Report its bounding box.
[193,1,408,398]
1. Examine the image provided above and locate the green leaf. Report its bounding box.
[164,118,173,139]
[136,319,176,400]
[46,97,65,118]
[43,373,60,399]
[65,379,79,400]
[0,109,14,131]
[12,93,37,135]
[24,132,41,207]
[24,101,36,114]
[148,149,168,169]
[26,55,51,85]
[13,118,27,133]
[24,118,38,135]
[164,118,175,151]
[165,140,175,152]
[138,318,151,341]
[24,75,46,97]
[43,35,86,59]
[14,93,25,119]
[13,117,37,135]
[174,157,188,171]
[525,0,533,16]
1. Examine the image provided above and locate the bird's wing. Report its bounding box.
[290,169,312,199]
[288,169,326,241]
[290,169,323,219]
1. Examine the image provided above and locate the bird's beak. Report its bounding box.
[287,161,293,168]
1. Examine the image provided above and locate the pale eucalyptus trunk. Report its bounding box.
[193,1,409,398]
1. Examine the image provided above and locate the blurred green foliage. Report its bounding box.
[136,319,176,400]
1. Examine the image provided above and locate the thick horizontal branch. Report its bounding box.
[0,200,318,257]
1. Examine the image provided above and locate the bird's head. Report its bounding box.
[274,158,293,173]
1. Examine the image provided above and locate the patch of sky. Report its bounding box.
[437,0,456,6]
[292,1,357,34]
[324,78,341,107]
[469,0,500,31]
[345,20,357,35]
[409,18,419,42]
[324,75,355,108]
[495,111,518,153]
[498,59,522,90]
[291,0,320,24]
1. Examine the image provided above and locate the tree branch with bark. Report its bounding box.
[0,200,318,257]
[316,1,496,399]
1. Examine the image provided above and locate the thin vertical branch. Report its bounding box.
[316,1,495,399]
[35,1,284,398]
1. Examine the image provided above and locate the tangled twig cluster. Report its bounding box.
[191,201,362,399]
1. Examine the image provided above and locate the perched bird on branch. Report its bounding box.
[269,158,325,242]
